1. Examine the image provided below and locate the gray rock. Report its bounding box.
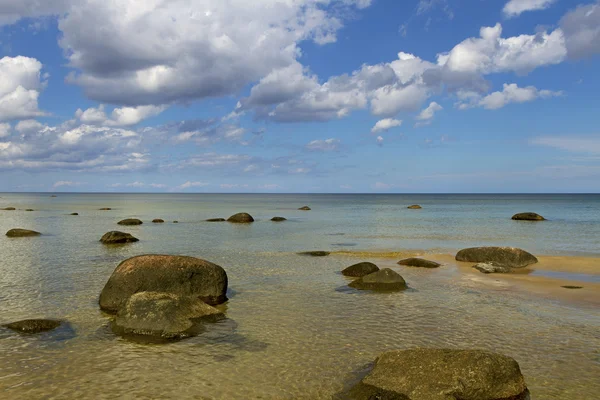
[348,268,407,291]
[271,217,287,222]
[456,247,538,268]
[6,229,41,237]
[3,319,62,333]
[298,206,311,210]
[99,254,228,313]
[227,213,254,223]
[398,258,441,268]
[100,231,139,244]
[298,251,330,257]
[342,262,380,277]
[117,218,143,226]
[512,212,545,221]
[349,348,530,400]
[472,263,512,274]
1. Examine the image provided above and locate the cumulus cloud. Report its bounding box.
[177,181,210,190]
[0,122,10,138]
[305,138,341,152]
[503,0,556,18]
[75,104,166,126]
[0,56,47,121]
[415,102,443,126]
[53,180,84,188]
[560,1,600,59]
[458,83,562,110]
[371,118,402,133]
[0,0,70,26]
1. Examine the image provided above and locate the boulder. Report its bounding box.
[6,229,41,237]
[407,204,422,209]
[298,251,330,257]
[342,262,380,277]
[70,213,79,216]
[271,217,287,222]
[99,208,112,210]
[456,247,538,268]
[472,263,512,274]
[99,255,228,313]
[100,231,139,244]
[512,212,545,221]
[227,213,254,223]
[111,291,224,340]
[3,319,62,334]
[398,258,441,268]
[206,218,226,222]
[349,348,529,400]
[298,206,311,210]
[1,207,16,210]
[348,268,407,291]
[152,219,165,223]
[117,218,143,226]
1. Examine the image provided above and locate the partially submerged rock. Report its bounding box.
[25,209,34,212]
[173,221,179,223]
[99,208,112,210]
[99,255,228,313]
[512,212,545,221]
[117,218,143,226]
[472,263,512,274]
[227,213,255,223]
[3,319,62,334]
[298,251,330,257]
[348,268,407,291]
[100,231,139,244]
[342,262,380,277]
[298,206,311,211]
[271,217,287,222]
[70,212,79,216]
[6,229,41,237]
[349,348,529,400]
[407,204,422,209]
[397,258,441,268]
[456,247,538,268]
[111,291,224,340]
[152,219,165,223]
[206,218,226,222]
[1,207,16,210]
[561,285,583,289]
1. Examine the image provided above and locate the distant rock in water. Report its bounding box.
[271,217,287,222]
[111,291,224,341]
[227,213,254,223]
[512,212,546,221]
[100,231,139,244]
[117,218,143,226]
[152,219,165,223]
[173,221,179,223]
[6,229,41,237]
[456,246,538,268]
[3,319,62,334]
[298,251,330,257]
[70,213,79,216]
[472,262,512,274]
[1,207,16,211]
[342,262,379,277]
[99,208,112,210]
[397,257,441,268]
[407,204,422,209]
[298,206,311,210]
[348,268,407,291]
[561,285,583,289]
[25,209,34,212]
[50,195,57,198]
[348,348,530,400]
[99,255,228,313]
[206,218,226,222]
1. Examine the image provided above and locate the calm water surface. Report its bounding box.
[0,194,599,399]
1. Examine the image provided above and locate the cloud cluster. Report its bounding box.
[75,104,166,126]
[0,56,47,121]
[503,0,556,18]
[371,118,402,133]
[457,83,562,110]
[415,102,443,126]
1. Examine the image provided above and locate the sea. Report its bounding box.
[0,193,599,399]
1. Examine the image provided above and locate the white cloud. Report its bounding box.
[415,102,443,126]
[503,0,556,18]
[458,83,562,110]
[15,119,45,134]
[53,180,84,188]
[531,136,600,154]
[376,136,384,146]
[373,182,400,190]
[178,181,210,190]
[258,183,281,190]
[220,183,249,189]
[560,1,600,59]
[0,122,10,138]
[75,104,166,126]
[306,138,341,152]
[0,56,47,121]
[371,118,402,133]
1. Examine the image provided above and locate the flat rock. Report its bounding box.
[6,229,41,237]
[348,268,407,291]
[456,247,538,268]
[398,258,441,268]
[472,263,512,274]
[298,206,311,210]
[512,212,545,221]
[3,319,62,334]
[407,205,422,209]
[342,262,380,277]
[298,251,330,257]
[227,213,254,223]
[99,254,228,313]
[271,217,287,221]
[1,207,16,210]
[100,231,139,244]
[117,218,143,226]
[152,219,165,223]
[349,348,529,400]
[206,218,226,222]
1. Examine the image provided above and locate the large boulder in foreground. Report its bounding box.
[6,229,41,237]
[342,262,380,277]
[455,247,538,268]
[100,231,139,244]
[349,348,529,400]
[348,268,407,291]
[118,218,143,226]
[398,257,441,268]
[512,212,545,221]
[227,213,254,223]
[111,291,223,340]
[99,255,228,313]
[3,319,62,333]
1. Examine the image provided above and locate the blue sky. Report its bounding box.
[0,0,599,193]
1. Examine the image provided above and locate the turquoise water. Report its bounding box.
[0,193,599,399]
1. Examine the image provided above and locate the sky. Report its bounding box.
[0,0,599,193]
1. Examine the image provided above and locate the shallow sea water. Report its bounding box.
[0,193,599,399]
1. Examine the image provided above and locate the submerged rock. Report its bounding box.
[6,229,41,237]
[3,319,62,334]
[100,231,139,244]
[512,212,546,221]
[407,204,422,209]
[271,217,287,222]
[349,348,530,400]
[227,213,254,223]
[298,251,330,257]
[342,262,380,277]
[111,291,224,340]
[397,257,441,268]
[298,206,311,211]
[472,263,512,274]
[1,207,16,211]
[99,254,228,313]
[117,218,143,226]
[456,246,538,268]
[206,218,226,222]
[348,268,407,291]
[152,219,165,223]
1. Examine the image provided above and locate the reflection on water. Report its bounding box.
[0,193,599,399]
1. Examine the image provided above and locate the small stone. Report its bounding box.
[3,319,62,333]
[206,218,226,222]
[70,213,79,216]
[298,206,311,210]
[472,263,512,274]
[271,217,287,221]
[298,251,330,257]
[397,258,441,268]
[407,204,422,209]
[152,219,165,223]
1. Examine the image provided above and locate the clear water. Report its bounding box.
[0,193,599,399]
